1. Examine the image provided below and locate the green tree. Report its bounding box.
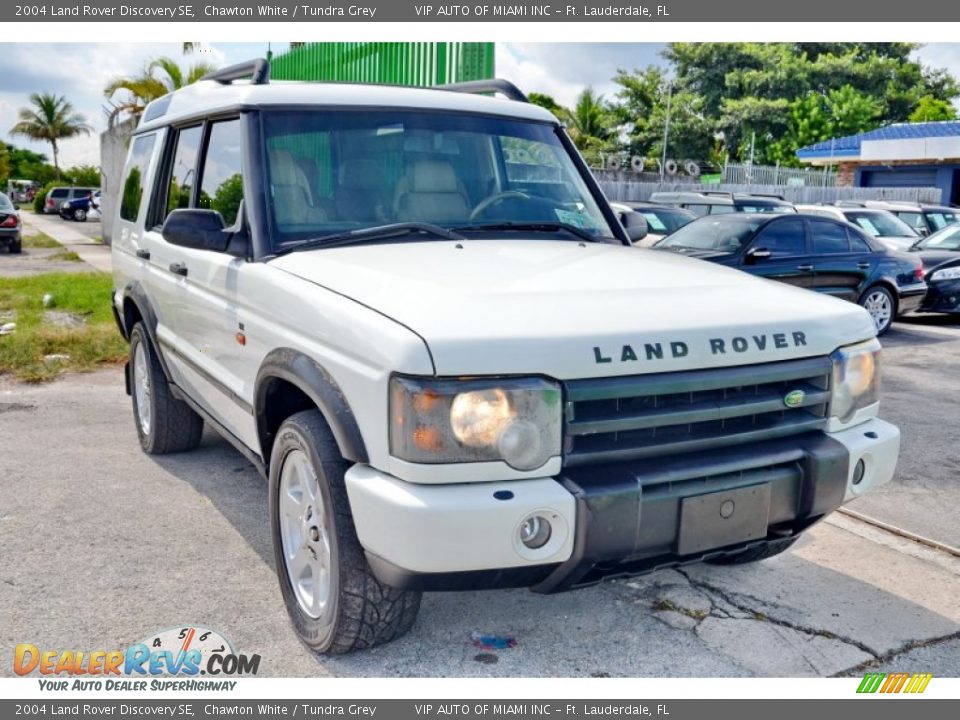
[0,144,10,185]
[9,93,92,180]
[64,165,101,187]
[105,56,217,122]
[661,43,958,163]
[528,92,565,117]
[909,95,957,122]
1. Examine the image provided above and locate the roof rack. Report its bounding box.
[440,79,528,103]
[741,192,786,201]
[835,200,867,207]
[202,58,270,86]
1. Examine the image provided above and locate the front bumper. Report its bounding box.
[920,279,960,314]
[346,418,899,593]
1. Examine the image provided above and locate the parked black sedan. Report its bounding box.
[907,224,960,315]
[653,213,927,334]
[0,192,22,254]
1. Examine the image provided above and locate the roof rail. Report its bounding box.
[440,79,528,103]
[701,191,734,199]
[202,58,270,86]
[835,200,867,207]
[742,192,786,200]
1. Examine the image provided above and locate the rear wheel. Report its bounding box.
[859,285,895,335]
[270,410,421,654]
[705,536,799,565]
[8,239,21,254]
[129,323,204,454]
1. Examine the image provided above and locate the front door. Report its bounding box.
[807,219,876,302]
[740,217,813,288]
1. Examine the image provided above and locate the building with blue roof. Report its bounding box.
[796,121,960,205]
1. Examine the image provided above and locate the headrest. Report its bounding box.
[269,149,301,187]
[410,160,459,193]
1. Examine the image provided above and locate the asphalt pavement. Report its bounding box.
[1,361,957,677]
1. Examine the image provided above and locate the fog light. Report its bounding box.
[852,459,866,486]
[519,515,552,549]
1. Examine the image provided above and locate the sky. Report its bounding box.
[1,42,959,171]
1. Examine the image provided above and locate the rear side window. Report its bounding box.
[810,220,850,254]
[896,212,926,232]
[120,135,156,223]
[753,218,806,256]
[198,119,244,226]
[164,125,204,220]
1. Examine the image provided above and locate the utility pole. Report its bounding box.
[660,81,673,183]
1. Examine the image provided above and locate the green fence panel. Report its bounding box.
[269,42,494,87]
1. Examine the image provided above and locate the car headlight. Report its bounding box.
[930,266,960,282]
[830,338,882,423]
[390,376,562,471]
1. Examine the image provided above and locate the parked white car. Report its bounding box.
[111,60,901,654]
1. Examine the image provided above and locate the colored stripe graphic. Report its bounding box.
[857,672,933,694]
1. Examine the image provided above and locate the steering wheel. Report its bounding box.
[469,191,532,221]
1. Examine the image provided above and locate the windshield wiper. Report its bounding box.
[453,221,605,244]
[273,222,464,256]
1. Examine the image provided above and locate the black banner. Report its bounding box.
[4,1,959,23]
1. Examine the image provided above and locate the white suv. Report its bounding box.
[111,60,901,654]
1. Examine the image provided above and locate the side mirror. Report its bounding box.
[619,210,648,244]
[162,209,230,252]
[745,247,772,264]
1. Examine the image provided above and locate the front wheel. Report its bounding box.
[269,410,421,654]
[859,285,895,335]
[73,208,87,222]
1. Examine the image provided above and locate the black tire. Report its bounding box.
[8,239,21,254]
[74,208,87,222]
[129,323,203,454]
[269,410,421,654]
[858,285,896,336]
[705,535,799,565]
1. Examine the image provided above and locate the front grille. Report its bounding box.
[563,356,832,467]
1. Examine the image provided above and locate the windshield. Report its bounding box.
[639,208,694,234]
[846,211,918,238]
[918,225,960,251]
[0,193,13,211]
[658,217,762,252]
[262,110,615,248]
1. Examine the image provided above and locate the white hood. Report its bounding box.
[270,240,877,379]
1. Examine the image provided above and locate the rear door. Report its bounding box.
[807,218,875,301]
[740,217,813,288]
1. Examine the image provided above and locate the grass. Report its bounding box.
[0,272,126,382]
[22,232,62,249]
[47,250,82,263]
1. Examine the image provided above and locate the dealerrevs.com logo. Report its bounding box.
[14,626,260,691]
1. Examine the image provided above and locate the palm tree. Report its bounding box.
[9,93,92,180]
[566,88,613,149]
[104,56,217,123]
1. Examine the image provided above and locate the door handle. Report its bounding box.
[169,262,188,277]
[857,262,871,269]
[135,249,151,260]
[796,264,814,272]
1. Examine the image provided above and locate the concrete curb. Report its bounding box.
[21,211,112,273]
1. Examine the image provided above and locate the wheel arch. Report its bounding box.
[255,348,369,467]
[860,280,899,314]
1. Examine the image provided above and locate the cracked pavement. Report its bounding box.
[1,367,958,677]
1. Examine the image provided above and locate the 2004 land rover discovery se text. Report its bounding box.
[111,60,901,655]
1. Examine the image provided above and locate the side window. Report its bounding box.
[686,204,709,217]
[753,218,806,256]
[164,125,203,221]
[897,212,925,233]
[710,204,735,215]
[810,220,850,254]
[849,232,872,253]
[198,119,244,226]
[120,134,156,223]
